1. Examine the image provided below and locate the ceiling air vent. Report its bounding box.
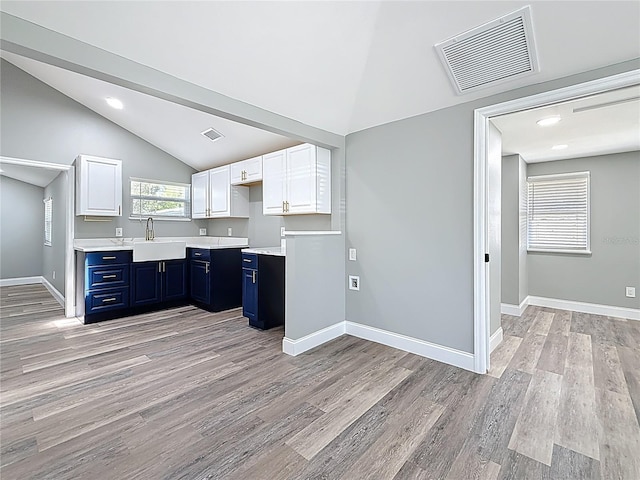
[435,6,539,95]
[201,127,224,142]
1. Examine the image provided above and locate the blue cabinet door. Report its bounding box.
[242,267,258,323]
[164,260,187,301]
[130,262,162,306]
[190,260,210,304]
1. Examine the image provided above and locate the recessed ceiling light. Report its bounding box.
[551,144,568,150]
[536,116,561,127]
[106,97,124,109]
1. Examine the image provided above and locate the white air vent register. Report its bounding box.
[435,6,540,95]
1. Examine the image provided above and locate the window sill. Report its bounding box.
[129,217,192,222]
[527,249,591,255]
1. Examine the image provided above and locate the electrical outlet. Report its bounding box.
[227,227,233,237]
[52,271,56,280]
[626,286,636,298]
[349,275,360,291]
[281,226,286,238]
[349,248,357,261]
[199,228,207,236]
[115,227,123,237]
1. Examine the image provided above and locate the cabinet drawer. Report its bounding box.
[241,253,257,269]
[86,251,131,266]
[87,265,129,288]
[189,248,211,260]
[86,287,129,313]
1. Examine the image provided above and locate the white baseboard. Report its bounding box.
[0,276,43,287]
[282,321,346,356]
[345,321,475,372]
[501,296,530,317]
[528,295,640,321]
[490,327,503,352]
[41,277,65,307]
[0,276,65,307]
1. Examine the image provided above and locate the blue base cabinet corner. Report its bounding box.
[242,253,284,330]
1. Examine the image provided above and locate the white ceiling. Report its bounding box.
[492,85,640,163]
[1,51,299,172]
[1,1,639,137]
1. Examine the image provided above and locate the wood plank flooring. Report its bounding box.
[1,284,639,479]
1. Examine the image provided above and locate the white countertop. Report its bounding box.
[241,246,286,257]
[74,236,249,252]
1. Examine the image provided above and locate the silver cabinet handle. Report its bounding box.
[102,297,116,303]
[195,252,202,256]
[252,270,256,283]
[102,274,116,279]
[243,259,252,263]
[102,256,116,260]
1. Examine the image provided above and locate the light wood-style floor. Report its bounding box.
[1,284,639,479]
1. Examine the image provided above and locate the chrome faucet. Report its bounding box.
[145,217,155,241]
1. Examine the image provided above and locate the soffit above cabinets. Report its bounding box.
[492,85,640,163]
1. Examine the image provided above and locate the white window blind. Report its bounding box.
[527,172,590,253]
[44,197,52,246]
[130,178,191,220]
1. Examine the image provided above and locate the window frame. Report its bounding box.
[129,177,192,221]
[526,171,591,255]
[44,197,53,247]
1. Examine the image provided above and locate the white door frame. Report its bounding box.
[473,69,640,374]
[0,156,76,318]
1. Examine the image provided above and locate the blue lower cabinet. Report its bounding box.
[242,253,284,330]
[188,248,242,312]
[83,250,132,323]
[130,262,162,306]
[242,265,258,323]
[131,260,187,307]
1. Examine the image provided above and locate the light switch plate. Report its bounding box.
[281,227,286,238]
[349,248,357,261]
[227,227,233,236]
[199,228,207,236]
[626,286,636,298]
[115,227,123,237]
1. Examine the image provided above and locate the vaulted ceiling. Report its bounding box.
[3,1,639,137]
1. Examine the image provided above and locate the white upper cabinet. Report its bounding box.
[191,171,210,219]
[262,144,331,216]
[76,155,122,216]
[230,156,263,185]
[191,165,249,219]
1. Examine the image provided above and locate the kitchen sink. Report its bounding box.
[132,239,187,262]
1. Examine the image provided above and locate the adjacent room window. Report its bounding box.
[130,178,191,220]
[44,197,53,246]
[527,171,590,253]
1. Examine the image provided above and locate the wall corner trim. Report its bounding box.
[282,320,477,373]
[500,296,530,317]
[0,276,65,308]
[345,321,476,372]
[527,296,640,321]
[490,327,504,353]
[282,321,346,356]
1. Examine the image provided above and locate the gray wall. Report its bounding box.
[345,59,639,354]
[0,59,206,239]
[527,151,640,309]
[0,176,44,279]
[43,171,66,293]
[501,154,528,306]
[207,184,332,247]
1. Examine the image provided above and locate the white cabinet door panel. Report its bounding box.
[191,171,209,218]
[287,144,316,213]
[209,166,230,216]
[263,150,287,215]
[76,155,122,216]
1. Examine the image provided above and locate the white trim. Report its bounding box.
[283,231,342,236]
[282,321,346,356]
[0,156,70,170]
[0,276,43,286]
[528,296,640,321]
[0,276,64,307]
[41,277,65,307]
[501,296,530,317]
[474,69,640,376]
[345,321,475,372]
[490,327,504,353]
